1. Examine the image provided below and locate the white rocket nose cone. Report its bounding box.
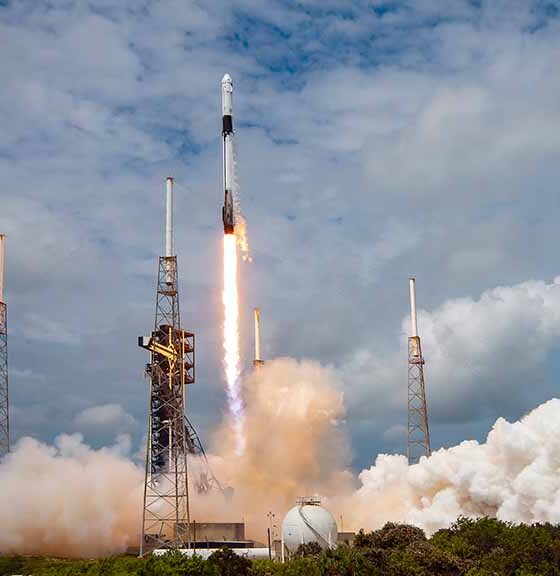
[222,73,233,86]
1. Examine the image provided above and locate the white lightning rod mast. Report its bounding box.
[409,277,418,338]
[254,308,261,362]
[166,177,174,257]
[253,307,264,368]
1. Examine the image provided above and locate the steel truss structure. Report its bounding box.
[184,415,228,496]
[407,335,431,464]
[139,256,194,554]
[139,254,226,555]
[0,301,8,458]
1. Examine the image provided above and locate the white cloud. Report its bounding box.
[383,424,407,443]
[341,277,560,428]
[21,314,80,345]
[73,404,138,437]
[1,0,560,464]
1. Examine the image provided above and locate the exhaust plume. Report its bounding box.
[342,397,560,534]
[190,357,353,535]
[203,360,560,539]
[3,359,560,556]
[0,434,141,557]
[222,233,245,454]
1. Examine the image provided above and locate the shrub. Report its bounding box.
[294,542,322,558]
[206,547,251,576]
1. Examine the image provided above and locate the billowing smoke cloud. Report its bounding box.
[0,434,141,557]
[341,398,560,535]
[0,358,349,557]
[193,358,354,534]
[3,281,560,556]
[205,358,560,539]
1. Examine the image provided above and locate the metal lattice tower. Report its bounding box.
[407,278,431,464]
[0,235,8,458]
[138,178,194,554]
[138,179,226,554]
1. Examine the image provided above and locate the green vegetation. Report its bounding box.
[2,518,560,576]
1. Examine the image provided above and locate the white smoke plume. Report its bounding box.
[0,434,141,557]
[202,358,560,539]
[192,358,354,534]
[342,398,560,534]
[2,361,560,556]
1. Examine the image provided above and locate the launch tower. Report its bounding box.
[0,235,8,457]
[138,177,194,554]
[407,277,431,464]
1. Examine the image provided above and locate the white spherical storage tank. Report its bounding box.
[281,498,338,553]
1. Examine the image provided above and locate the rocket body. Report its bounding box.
[222,74,235,235]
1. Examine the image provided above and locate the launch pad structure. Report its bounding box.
[0,235,8,458]
[407,278,431,464]
[138,178,223,555]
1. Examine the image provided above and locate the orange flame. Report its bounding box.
[234,215,251,262]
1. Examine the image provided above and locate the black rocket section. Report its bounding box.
[223,114,233,135]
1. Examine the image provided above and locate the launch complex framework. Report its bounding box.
[138,178,223,555]
[0,235,8,458]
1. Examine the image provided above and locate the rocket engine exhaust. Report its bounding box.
[223,234,244,454]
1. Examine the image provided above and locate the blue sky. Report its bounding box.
[1,0,560,471]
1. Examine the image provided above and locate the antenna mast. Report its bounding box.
[407,278,431,464]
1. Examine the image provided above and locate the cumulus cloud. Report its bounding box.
[73,403,138,437]
[342,277,560,429]
[1,0,560,463]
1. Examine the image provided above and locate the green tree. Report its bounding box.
[0,555,26,576]
[206,547,251,576]
[294,542,322,558]
[139,551,215,576]
[278,557,320,576]
[431,517,560,576]
[319,544,377,576]
[354,523,427,551]
[250,559,279,576]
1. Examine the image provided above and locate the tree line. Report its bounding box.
[2,517,560,575]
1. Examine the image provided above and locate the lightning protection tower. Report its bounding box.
[0,235,8,458]
[253,307,264,369]
[407,277,431,464]
[138,177,194,554]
